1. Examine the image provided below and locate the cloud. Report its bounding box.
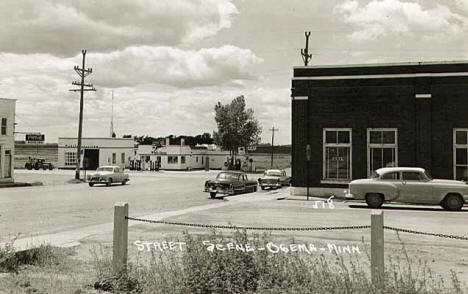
[0,0,238,56]
[334,0,468,42]
[90,45,263,88]
[0,45,262,91]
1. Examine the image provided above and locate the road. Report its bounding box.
[0,170,222,243]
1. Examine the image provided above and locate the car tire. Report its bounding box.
[210,192,216,199]
[106,178,113,187]
[253,186,257,192]
[89,183,94,187]
[442,194,464,211]
[261,186,265,190]
[366,193,384,208]
[122,180,126,185]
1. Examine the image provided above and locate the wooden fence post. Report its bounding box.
[113,202,128,274]
[371,210,384,288]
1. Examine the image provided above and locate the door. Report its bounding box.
[84,149,99,170]
[399,171,433,204]
[4,150,12,178]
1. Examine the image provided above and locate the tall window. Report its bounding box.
[454,129,468,181]
[367,129,398,177]
[1,118,6,135]
[181,156,186,164]
[65,152,76,166]
[323,129,352,181]
[121,153,125,164]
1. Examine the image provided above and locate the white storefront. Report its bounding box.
[58,137,135,170]
[0,98,16,183]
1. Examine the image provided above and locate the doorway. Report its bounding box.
[84,149,99,170]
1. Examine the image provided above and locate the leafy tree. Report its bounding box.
[213,95,261,161]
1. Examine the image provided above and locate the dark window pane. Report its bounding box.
[338,131,350,144]
[381,172,400,180]
[382,131,395,144]
[325,131,337,144]
[369,131,381,144]
[382,148,396,167]
[456,131,468,145]
[456,148,467,165]
[456,166,467,181]
[402,172,422,181]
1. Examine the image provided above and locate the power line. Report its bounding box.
[69,49,96,180]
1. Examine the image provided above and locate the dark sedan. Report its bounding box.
[204,171,258,198]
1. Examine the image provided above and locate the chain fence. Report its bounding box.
[125,216,468,240]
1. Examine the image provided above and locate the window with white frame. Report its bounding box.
[454,129,468,181]
[367,129,398,177]
[168,156,178,164]
[323,129,352,181]
[65,152,76,166]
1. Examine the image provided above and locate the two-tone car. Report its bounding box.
[345,167,468,211]
[87,165,129,187]
[204,171,258,198]
[258,169,291,190]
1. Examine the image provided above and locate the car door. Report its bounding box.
[114,167,122,182]
[399,171,433,204]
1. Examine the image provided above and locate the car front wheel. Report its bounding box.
[89,183,94,187]
[443,194,464,211]
[106,178,113,187]
[210,192,216,199]
[366,193,384,208]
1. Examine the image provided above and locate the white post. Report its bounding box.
[113,202,128,274]
[371,210,384,288]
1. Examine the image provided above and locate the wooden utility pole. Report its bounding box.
[70,50,96,180]
[301,31,312,66]
[269,126,279,168]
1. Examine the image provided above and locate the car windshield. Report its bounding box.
[97,167,113,172]
[369,171,379,179]
[423,171,432,181]
[265,171,282,177]
[216,172,239,180]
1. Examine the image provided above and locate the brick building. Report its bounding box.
[291,61,468,196]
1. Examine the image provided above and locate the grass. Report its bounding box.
[0,231,466,293]
[0,239,94,294]
[92,230,467,294]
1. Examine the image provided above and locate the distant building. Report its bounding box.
[291,61,468,196]
[58,137,135,170]
[134,141,291,171]
[0,98,16,183]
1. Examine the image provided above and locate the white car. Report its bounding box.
[345,167,468,211]
[87,166,129,187]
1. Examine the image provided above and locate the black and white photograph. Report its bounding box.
[1,0,468,293]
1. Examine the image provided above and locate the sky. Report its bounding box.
[1,0,468,145]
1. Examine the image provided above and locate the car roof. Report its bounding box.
[98,165,119,168]
[376,167,426,174]
[219,171,244,174]
[265,169,282,173]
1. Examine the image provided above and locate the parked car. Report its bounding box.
[204,171,258,198]
[25,158,54,170]
[345,167,468,211]
[258,169,291,190]
[87,166,129,187]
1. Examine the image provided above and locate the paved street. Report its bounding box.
[0,169,223,243]
[2,169,468,282]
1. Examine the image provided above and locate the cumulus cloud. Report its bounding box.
[334,0,468,42]
[0,0,238,56]
[90,45,263,88]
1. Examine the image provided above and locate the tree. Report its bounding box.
[213,95,261,162]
